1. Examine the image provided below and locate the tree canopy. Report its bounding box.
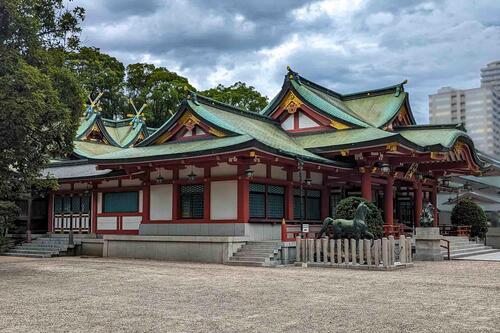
[0,0,85,203]
[200,82,268,112]
[65,47,126,118]
[451,199,489,238]
[125,63,196,128]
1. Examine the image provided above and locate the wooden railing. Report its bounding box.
[439,225,471,237]
[296,235,413,269]
[281,220,325,241]
[440,238,451,260]
[54,213,90,233]
[383,224,406,238]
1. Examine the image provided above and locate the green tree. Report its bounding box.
[125,63,195,128]
[64,47,126,118]
[200,82,268,112]
[451,199,489,238]
[0,0,85,223]
[334,197,384,239]
[0,201,20,245]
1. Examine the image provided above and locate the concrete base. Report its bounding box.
[279,241,297,265]
[295,262,414,271]
[102,235,247,264]
[414,227,443,261]
[79,239,104,257]
[139,223,281,241]
[486,227,500,249]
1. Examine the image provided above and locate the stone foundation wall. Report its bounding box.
[102,235,247,264]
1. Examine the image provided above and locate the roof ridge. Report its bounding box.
[193,93,278,123]
[341,80,408,100]
[394,123,465,131]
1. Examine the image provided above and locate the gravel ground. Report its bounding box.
[0,256,499,333]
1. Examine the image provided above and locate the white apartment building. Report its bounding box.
[429,61,500,158]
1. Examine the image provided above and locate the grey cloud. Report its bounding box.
[75,0,500,124]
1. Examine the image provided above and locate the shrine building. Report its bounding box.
[42,68,487,260]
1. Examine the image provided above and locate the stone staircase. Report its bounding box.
[1,235,78,258]
[226,241,282,267]
[442,236,498,259]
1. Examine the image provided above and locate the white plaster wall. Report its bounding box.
[73,182,90,190]
[138,190,143,213]
[59,184,71,191]
[281,114,294,130]
[98,180,119,188]
[122,216,142,230]
[211,162,237,177]
[271,166,287,180]
[97,216,117,230]
[250,163,266,178]
[310,172,323,185]
[211,181,238,220]
[150,168,173,181]
[150,184,173,220]
[122,178,142,187]
[97,192,102,213]
[298,111,319,128]
[179,165,204,179]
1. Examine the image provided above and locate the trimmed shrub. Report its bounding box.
[334,196,384,239]
[451,199,488,238]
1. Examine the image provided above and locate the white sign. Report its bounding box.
[302,224,309,233]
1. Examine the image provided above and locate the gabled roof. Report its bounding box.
[262,68,415,128]
[92,93,350,167]
[73,111,151,158]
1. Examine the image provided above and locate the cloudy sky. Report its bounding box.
[75,0,500,123]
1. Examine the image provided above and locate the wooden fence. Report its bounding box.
[296,235,413,270]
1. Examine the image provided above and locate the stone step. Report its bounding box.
[228,256,268,262]
[2,252,52,258]
[225,261,266,267]
[444,246,493,255]
[234,251,276,257]
[450,249,499,259]
[449,244,488,250]
[19,246,67,252]
[7,249,59,255]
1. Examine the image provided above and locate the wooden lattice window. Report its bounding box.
[180,184,204,219]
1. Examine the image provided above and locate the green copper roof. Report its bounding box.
[75,114,98,139]
[291,81,370,128]
[90,135,254,161]
[343,92,407,127]
[189,98,332,163]
[294,128,398,150]
[396,126,471,150]
[104,120,146,147]
[73,141,123,158]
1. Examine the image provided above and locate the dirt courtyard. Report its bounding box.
[0,257,499,333]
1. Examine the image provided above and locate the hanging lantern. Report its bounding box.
[244,168,254,179]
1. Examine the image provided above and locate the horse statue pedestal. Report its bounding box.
[414,227,443,261]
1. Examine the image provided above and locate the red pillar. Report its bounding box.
[285,170,294,221]
[414,181,423,227]
[47,193,54,233]
[143,170,151,223]
[361,172,372,202]
[172,169,179,221]
[91,188,98,233]
[431,183,438,226]
[237,165,249,223]
[204,167,211,221]
[384,174,394,225]
[321,186,329,220]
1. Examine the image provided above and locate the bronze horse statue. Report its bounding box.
[317,202,374,239]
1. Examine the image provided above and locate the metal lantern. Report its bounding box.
[305,178,312,186]
[155,173,165,184]
[380,164,391,173]
[244,168,254,179]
